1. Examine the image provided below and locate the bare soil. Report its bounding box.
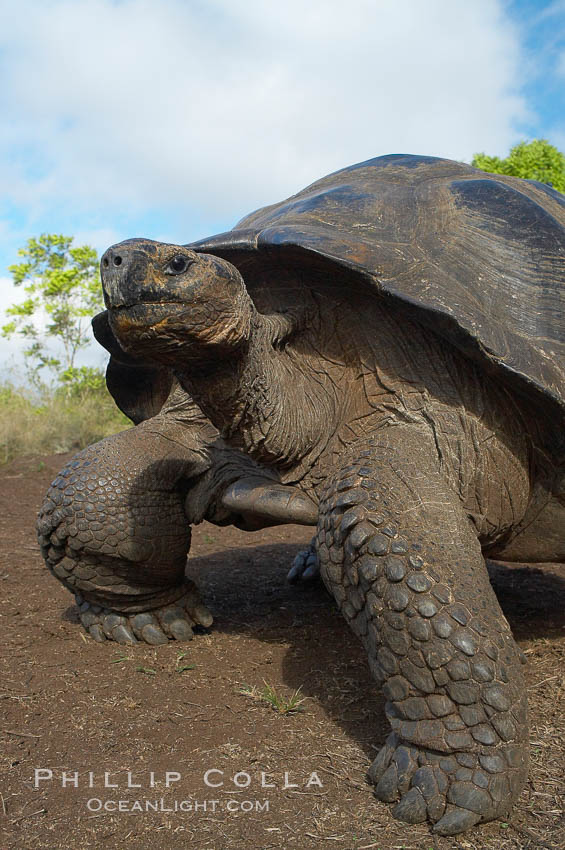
[0,453,563,850]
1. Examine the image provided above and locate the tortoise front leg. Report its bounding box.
[37,423,215,645]
[38,428,319,644]
[317,428,528,835]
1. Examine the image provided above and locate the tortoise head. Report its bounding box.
[100,238,254,364]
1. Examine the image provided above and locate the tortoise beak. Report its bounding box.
[101,241,154,309]
[101,239,201,310]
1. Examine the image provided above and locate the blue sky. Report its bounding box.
[0,0,563,374]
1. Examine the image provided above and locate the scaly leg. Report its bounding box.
[37,423,216,644]
[38,424,318,644]
[316,428,528,835]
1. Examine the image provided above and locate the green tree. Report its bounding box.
[2,234,104,388]
[472,139,565,193]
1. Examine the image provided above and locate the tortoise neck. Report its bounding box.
[177,312,331,471]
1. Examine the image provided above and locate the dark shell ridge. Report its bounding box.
[189,154,565,427]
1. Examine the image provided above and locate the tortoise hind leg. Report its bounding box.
[287,536,319,583]
[317,428,528,835]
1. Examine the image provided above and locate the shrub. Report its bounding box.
[0,382,130,463]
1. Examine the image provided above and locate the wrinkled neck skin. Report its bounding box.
[175,308,341,478]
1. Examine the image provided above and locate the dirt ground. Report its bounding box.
[0,452,564,850]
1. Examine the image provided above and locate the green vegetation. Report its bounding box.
[3,234,105,389]
[472,139,565,192]
[1,233,130,463]
[239,681,306,715]
[176,652,196,673]
[0,382,129,464]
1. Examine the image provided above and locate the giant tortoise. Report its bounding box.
[39,154,564,835]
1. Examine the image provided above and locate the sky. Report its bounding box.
[0,0,564,377]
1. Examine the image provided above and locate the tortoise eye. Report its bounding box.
[165,255,192,275]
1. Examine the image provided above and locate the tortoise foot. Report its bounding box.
[369,732,525,835]
[287,538,319,583]
[76,581,213,645]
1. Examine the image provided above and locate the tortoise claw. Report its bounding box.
[287,539,320,584]
[433,807,481,835]
[76,583,213,646]
[139,623,168,645]
[369,732,521,834]
[112,624,138,644]
[88,624,107,642]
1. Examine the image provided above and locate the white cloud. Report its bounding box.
[0,0,529,224]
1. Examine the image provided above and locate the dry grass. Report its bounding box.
[0,383,130,463]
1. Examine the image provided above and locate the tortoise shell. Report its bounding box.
[99,154,565,434]
[190,154,565,422]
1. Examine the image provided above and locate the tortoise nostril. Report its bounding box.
[113,256,123,267]
[102,257,109,268]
